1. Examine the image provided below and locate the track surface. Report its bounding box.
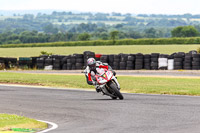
[0,85,200,133]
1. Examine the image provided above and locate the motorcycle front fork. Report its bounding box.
[112,76,120,90]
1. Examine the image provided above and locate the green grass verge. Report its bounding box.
[0,45,199,58]
[0,72,200,96]
[0,114,47,133]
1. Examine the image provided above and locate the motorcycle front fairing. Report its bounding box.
[95,68,113,85]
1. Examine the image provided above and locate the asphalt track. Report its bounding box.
[0,85,200,133]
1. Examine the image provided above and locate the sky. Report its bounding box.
[1,0,200,15]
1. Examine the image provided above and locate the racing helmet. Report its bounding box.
[87,58,96,71]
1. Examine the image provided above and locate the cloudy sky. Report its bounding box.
[1,0,200,14]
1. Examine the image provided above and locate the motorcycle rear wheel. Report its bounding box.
[109,82,124,100]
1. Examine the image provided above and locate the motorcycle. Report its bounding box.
[83,68,124,100]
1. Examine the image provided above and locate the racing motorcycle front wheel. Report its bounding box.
[108,82,124,100]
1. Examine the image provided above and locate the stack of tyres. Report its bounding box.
[174,52,185,70]
[183,53,193,70]
[168,54,174,70]
[0,57,5,70]
[119,54,128,70]
[70,55,76,70]
[74,54,84,70]
[126,54,135,70]
[108,55,114,68]
[100,55,109,64]
[113,55,120,70]
[0,57,4,63]
[144,54,151,70]
[18,57,32,69]
[151,53,159,70]
[5,58,18,69]
[44,57,53,70]
[53,58,61,70]
[83,51,95,67]
[158,54,168,70]
[31,57,39,68]
[192,54,200,70]
[36,58,45,69]
[52,55,65,70]
[66,55,73,70]
[189,50,197,55]
[135,53,144,70]
[62,56,70,70]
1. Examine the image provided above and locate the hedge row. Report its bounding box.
[1,37,200,48]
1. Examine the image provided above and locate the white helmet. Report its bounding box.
[87,58,96,70]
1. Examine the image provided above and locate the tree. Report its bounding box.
[110,31,119,44]
[99,32,109,40]
[171,26,199,37]
[43,24,59,34]
[78,33,90,41]
[144,28,157,38]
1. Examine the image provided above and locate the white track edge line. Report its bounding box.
[37,120,58,133]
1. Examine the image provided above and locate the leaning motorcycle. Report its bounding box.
[84,68,124,100]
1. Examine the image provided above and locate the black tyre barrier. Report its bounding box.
[62,64,68,70]
[36,58,44,69]
[45,58,53,66]
[183,54,192,70]
[0,57,5,63]
[144,54,151,70]
[2,50,200,71]
[18,57,32,69]
[100,55,109,63]
[109,55,114,63]
[192,54,200,70]
[151,53,159,70]
[119,61,126,70]
[53,58,62,70]
[135,53,143,70]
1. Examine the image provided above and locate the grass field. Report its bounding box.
[0,72,200,96]
[0,114,47,133]
[0,45,199,58]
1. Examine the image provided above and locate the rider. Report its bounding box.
[84,58,116,92]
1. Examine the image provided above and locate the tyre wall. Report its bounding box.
[0,50,200,70]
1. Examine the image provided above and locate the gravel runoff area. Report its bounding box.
[1,70,200,77]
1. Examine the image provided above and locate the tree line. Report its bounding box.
[0,25,199,45]
[0,11,200,45]
[1,11,200,35]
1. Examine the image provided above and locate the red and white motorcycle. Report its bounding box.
[84,68,124,100]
